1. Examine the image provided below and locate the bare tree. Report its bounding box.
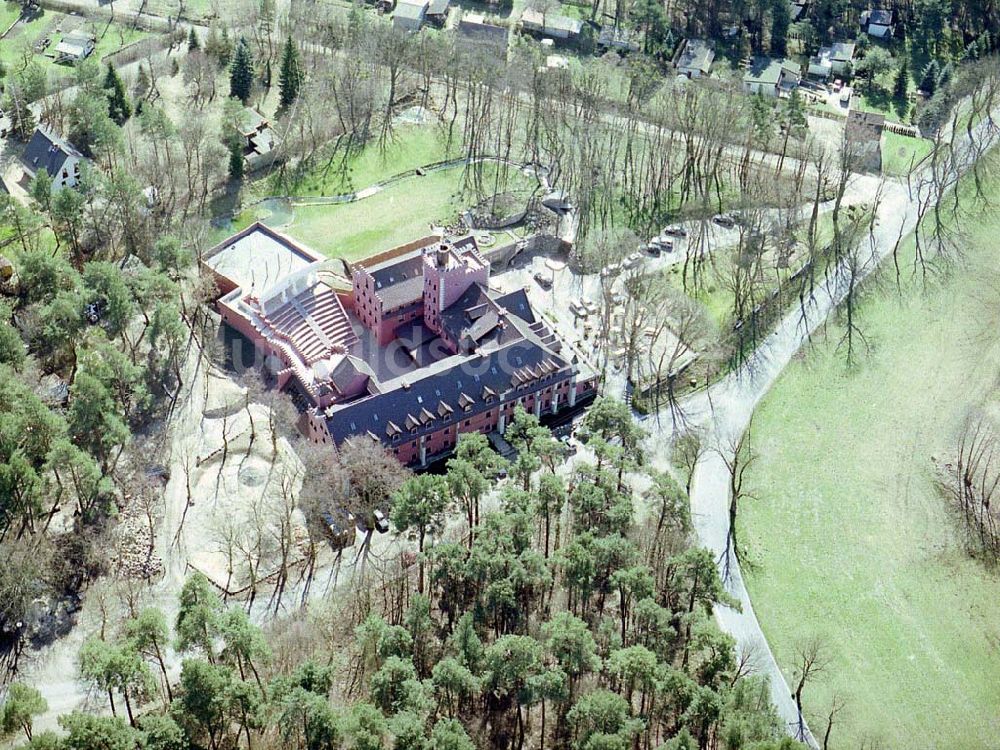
[818,694,846,750]
[791,635,830,744]
[718,421,755,581]
[673,429,705,496]
[943,410,1000,565]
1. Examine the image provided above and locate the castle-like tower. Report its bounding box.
[421,241,489,339]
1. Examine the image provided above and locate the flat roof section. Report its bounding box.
[204,222,323,294]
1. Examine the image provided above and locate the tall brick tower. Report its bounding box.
[422,241,489,336]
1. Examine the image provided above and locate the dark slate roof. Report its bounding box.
[378,276,425,311]
[677,39,714,73]
[438,284,536,352]
[21,127,82,178]
[438,283,492,344]
[325,336,571,445]
[867,9,892,25]
[369,251,426,288]
[492,288,536,324]
[328,355,373,394]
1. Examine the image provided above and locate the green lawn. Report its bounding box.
[881,131,933,177]
[0,0,20,32]
[90,24,149,61]
[0,9,51,70]
[740,169,1000,747]
[265,125,456,198]
[0,10,148,73]
[233,163,536,262]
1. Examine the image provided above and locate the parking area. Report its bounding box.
[490,218,725,398]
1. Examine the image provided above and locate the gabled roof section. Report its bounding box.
[677,39,715,73]
[324,338,574,445]
[491,288,535,324]
[744,57,800,85]
[21,127,83,179]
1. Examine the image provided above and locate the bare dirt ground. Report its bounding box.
[16,336,401,734]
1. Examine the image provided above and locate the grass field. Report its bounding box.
[0,0,20,32]
[740,171,1000,747]
[264,125,456,198]
[881,131,933,177]
[0,9,148,73]
[235,163,537,261]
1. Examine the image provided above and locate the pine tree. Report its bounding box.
[919,59,940,96]
[894,57,909,101]
[187,27,200,51]
[103,63,132,126]
[229,37,254,104]
[134,64,150,100]
[228,140,245,181]
[216,27,234,66]
[278,36,303,110]
[769,0,790,56]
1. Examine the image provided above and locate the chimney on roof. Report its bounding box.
[436,243,450,268]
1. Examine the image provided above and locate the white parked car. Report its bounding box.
[650,236,674,252]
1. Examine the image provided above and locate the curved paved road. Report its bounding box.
[645,112,1000,746]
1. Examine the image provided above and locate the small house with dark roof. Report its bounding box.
[21,127,85,191]
[675,38,715,78]
[235,108,280,171]
[597,24,640,53]
[425,0,449,24]
[54,30,95,64]
[845,109,884,172]
[861,9,893,38]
